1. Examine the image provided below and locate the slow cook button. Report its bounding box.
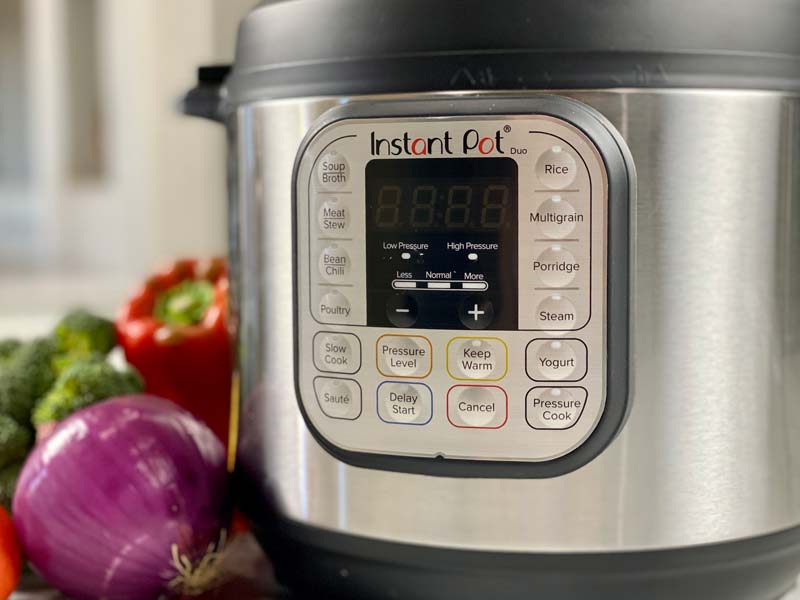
[316,151,350,189]
[447,385,508,429]
[377,382,432,425]
[536,145,578,190]
[447,337,508,381]
[526,338,587,381]
[525,387,588,430]
[318,244,352,281]
[313,332,361,374]
[317,289,352,323]
[376,335,432,378]
[313,377,362,420]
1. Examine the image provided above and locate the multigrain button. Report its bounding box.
[316,151,349,189]
[447,337,507,381]
[535,294,576,329]
[525,387,588,430]
[447,385,508,429]
[377,382,432,425]
[313,377,362,420]
[536,145,578,190]
[313,332,361,374]
[317,289,352,323]
[533,245,581,287]
[526,338,587,381]
[376,335,432,378]
[318,244,352,281]
[317,197,350,234]
[532,196,582,239]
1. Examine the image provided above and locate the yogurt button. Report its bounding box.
[533,196,582,238]
[314,377,362,420]
[318,290,352,323]
[317,197,350,234]
[318,244,351,281]
[447,386,507,429]
[526,339,585,381]
[317,152,350,189]
[535,294,577,330]
[533,246,580,287]
[377,382,432,425]
[536,145,578,190]
[313,332,361,374]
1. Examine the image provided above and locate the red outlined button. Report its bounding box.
[446,385,508,429]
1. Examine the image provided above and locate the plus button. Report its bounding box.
[467,304,485,321]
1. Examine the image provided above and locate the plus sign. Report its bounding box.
[467,303,485,321]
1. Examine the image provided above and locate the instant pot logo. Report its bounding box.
[370,129,505,156]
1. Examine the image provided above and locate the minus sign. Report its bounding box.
[395,308,411,313]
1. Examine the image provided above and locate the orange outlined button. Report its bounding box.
[376,334,432,379]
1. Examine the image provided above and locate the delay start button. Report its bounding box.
[525,387,587,430]
[447,385,508,429]
[377,382,432,425]
[313,331,361,374]
[376,335,432,378]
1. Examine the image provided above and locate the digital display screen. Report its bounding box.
[365,158,518,330]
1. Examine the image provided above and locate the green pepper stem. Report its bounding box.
[154,279,215,327]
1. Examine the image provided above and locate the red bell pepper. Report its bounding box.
[115,258,232,444]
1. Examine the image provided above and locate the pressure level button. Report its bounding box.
[376,335,432,378]
[316,151,350,189]
[314,377,362,420]
[536,145,578,190]
[377,382,432,425]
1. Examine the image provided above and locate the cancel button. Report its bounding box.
[447,385,508,429]
[525,387,587,430]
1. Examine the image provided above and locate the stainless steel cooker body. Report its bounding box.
[232,88,800,555]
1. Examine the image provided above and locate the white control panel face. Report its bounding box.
[296,114,609,462]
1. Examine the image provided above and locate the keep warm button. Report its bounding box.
[525,387,587,430]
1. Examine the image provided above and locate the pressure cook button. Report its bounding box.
[313,377,362,420]
[318,289,352,323]
[313,332,361,374]
[317,197,350,234]
[376,335,432,378]
[447,337,508,381]
[447,385,508,429]
[525,387,587,430]
[458,296,495,329]
[386,294,418,328]
[533,196,581,239]
[533,245,581,287]
[316,151,350,189]
[535,294,576,330]
[377,382,432,425]
[536,145,578,190]
[318,244,352,281]
[526,339,587,381]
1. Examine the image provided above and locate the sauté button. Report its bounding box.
[377,382,432,425]
[533,245,580,287]
[525,387,587,430]
[447,337,507,381]
[447,385,508,429]
[376,335,432,378]
[313,332,361,374]
[458,296,495,329]
[316,151,350,189]
[317,289,352,323]
[386,293,418,328]
[317,197,350,234]
[313,377,362,420]
[526,338,587,381]
[318,244,352,281]
[535,294,576,329]
[536,145,578,190]
[533,196,582,239]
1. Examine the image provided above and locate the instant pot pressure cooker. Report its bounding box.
[184,1,800,598]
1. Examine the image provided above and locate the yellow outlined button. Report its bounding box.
[446,337,508,381]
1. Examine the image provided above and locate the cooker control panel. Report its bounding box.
[294,99,631,472]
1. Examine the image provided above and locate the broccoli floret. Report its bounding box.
[32,357,144,426]
[0,462,22,512]
[0,414,32,470]
[0,339,21,368]
[0,338,58,424]
[53,309,117,358]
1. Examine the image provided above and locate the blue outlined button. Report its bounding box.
[377,381,432,425]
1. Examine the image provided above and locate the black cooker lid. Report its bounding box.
[225,0,800,102]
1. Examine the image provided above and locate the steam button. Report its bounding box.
[535,294,577,330]
[536,145,578,190]
[314,377,362,420]
[313,332,361,374]
[317,152,350,190]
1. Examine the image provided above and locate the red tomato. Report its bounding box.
[0,507,21,600]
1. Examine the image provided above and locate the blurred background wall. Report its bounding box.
[0,0,256,324]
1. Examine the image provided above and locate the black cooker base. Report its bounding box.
[255,519,800,600]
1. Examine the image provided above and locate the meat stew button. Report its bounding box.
[377,382,432,425]
[525,387,587,430]
[447,385,508,429]
[313,377,362,420]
